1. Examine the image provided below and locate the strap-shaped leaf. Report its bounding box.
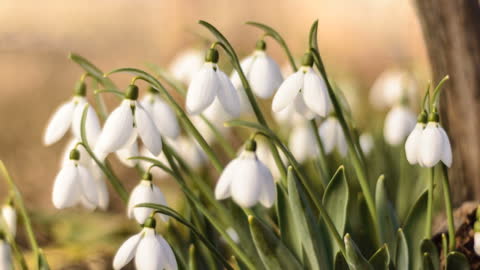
[334,252,349,270]
[422,253,435,270]
[420,239,439,270]
[277,185,303,262]
[368,244,390,270]
[249,215,303,270]
[403,191,428,270]
[395,229,408,270]
[344,234,373,270]
[323,166,349,239]
[69,53,117,89]
[375,175,399,256]
[445,251,469,270]
[188,244,198,270]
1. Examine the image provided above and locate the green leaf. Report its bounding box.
[375,175,399,256]
[334,252,349,270]
[445,251,469,270]
[308,20,319,52]
[277,185,302,262]
[68,53,117,89]
[403,191,428,270]
[420,239,439,270]
[188,244,198,270]
[395,229,408,270]
[344,234,373,270]
[323,166,349,239]
[248,215,303,270]
[368,244,390,270]
[422,253,435,270]
[37,249,51,270]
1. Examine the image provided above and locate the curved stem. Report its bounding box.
[441,164,455,251]
[426,167,435,238]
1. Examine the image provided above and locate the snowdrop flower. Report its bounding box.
[369,69,418,109]
[139,146,170,179]
[127,172,169,224]
[95,85,162,161]
[185,48,240,117]
[190,115,228,145]
[140,88,180,139]
[115,141,139,168]
[475,232,480,256]
[359,133,374,156]
[255,140,286,180]
[272,52,330,119]
[383,104,416,145]
[0,237,11,270]
[319,116,348,157]
[215,139,276,208]
[230,40,283,100]
[289,121,318,162]
[418,111,452,168]
[44,81,101,146]
[113,217,177,270]
[273,103,306,127]
[169,49,204,84]
[52,148,99,210]
[405,112,427,166]
[176,136,207,169]
[61,140,109,210]
[1,203,16,237]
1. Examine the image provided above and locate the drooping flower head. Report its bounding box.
[215,139,276,208]
[0,233,11,270]
[185,48,240,118]
[44,80,101,146]
[95,85,162,161]
[359,133,374,156]
[383,104,416,146]
[113,217,177,270]
[1,201,16,237]
[272,52,331,119]
[418,110,452,168]
[369,69,418,110]
[140,87,180,139]
[289,121,318,162]
[168,49,204,84]
[319,116,347,157]
[405,111,427,166]
[231,40,283,113]
[127,172,169,225]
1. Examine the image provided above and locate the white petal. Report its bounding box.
[77,165,99,207]
[43,100,75,145]
[383,106,416,146]
[294,93,316,120]
[146,95,180,139]
[272,71,304,112]
[216,69,241,117]
[0,241,11,270]
[319,118,337,155]
[419,123,444,167]
[439,126,452,167]
[405,124,424,165]
[91,164,110,210]
[289,123,317,162]
[128,181,168,224]
[230,158,262,207]
[177,137,207,169]
[302,68,330,117]
[249,53,283,98]
[474,232,480,256]
[257,161,276,208]
[202,98,233,124]
[135,229,166,270]
[113,233,142,270]
[169,49,204,84]
[359,133,374,156]
[72,99,101,146]
[135,103,163,156]
[52,163,81,209]
[157,235,178,270]
[95,100,135,158]
[231,56,255,90]
[116,141,139,168]
[186,64,219,115]
[215,159,239,200]
[2,206,16,237]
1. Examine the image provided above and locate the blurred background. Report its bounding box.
[0,0,430,268]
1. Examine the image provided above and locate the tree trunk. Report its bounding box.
[414,0,480,202]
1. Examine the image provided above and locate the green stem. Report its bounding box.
[426,167,435,238]
[0,221,28,269]
[309,119,330,184]
[441,164,455,251]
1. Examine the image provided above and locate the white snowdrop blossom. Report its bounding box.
[272,52,330,119]
[113,218,177,270]
[185,48,240,117]
[44,82,101,146]
[273,103,306,127]
[190,115,228,144]
[230,41,283,100]
[169,49,204,84]
[127,174,169,225]
[359,133,374,156]
[140,89,180,139]
[95,85,162,161]
[383,105,416,145]
[176,136,207,169]
[369,69,418,109]
[115,141,139,168]
[255,140,286,180]
[1,204,16,237]
[405,120,426,166]
[0,239,11,270]
[215,140,276,208]
[139,146,170,179]
[419,115,452,168]
[475,232,480,256]
[61,140,110,210]
[289,121,318,162]
[52,149,99,210]
[319,116,348,157]
[226,227,240,243]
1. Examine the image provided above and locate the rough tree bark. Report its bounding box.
[415,0,480,202]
